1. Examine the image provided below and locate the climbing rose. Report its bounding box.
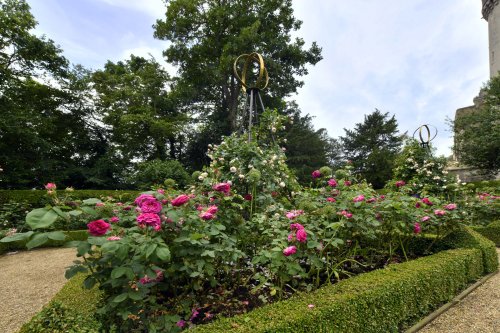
[137,213,161,228]
[296,228,307,243]
[414,222,421,234]
[107,236,121,241]
[327,178,338,187]
[87,219,111,236]
[283,246,297,256]
[434,209,446,216]
[353,195,365,202]
[311,170,321,178]
[171,194,190,207]
[199,211,215,220]
[286,210,304,220]
[395,180,406,188]
[45,183,56,190]
[444,203,457,211]
[134,194,156,206]
[213,182,231,194]
[421,216,431,222]
[140,198,162,213]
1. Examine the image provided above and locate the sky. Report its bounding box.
[27,0,489,156]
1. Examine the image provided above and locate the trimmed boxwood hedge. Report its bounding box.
[19,228,498,333]
[0,230,88,255]
[471,220,500,246]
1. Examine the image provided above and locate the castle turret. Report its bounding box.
[482,0,500,77]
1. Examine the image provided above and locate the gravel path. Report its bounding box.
[419,248,500,333]
[0,247,77,333]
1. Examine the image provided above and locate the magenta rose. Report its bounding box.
[141,198,162,213]
[87,219,111,236]
[45,182,56,190]
[137,213,161,228]
[199,211,215,220]
[134,194,156,206]
[213,182,231,194]
[327,178,338,187]
[414,222,421,234]
[206,205,218,214]
[422,198,433,206]
[353,194,365,202]
[171,194,190,207]
[296,228,307,243]
[327,197,336,202]
[395,180,406,188]
[311,170,321,179]
[109,216,120,223]
[344,180,352,186]
[283,246,297,256]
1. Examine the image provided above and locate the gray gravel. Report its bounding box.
[419,248,500,333]
[0,247,76,333]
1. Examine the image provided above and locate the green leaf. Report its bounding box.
[111,267,128,279]
[52,206,68,219]
[76,242,91,256]
[0,231,33,243]
[68,210,83,217]
[26,208,59,229]
[80,206,98,216]
[156,247,171,261]
[201,250,215,258]
[128,292,144,300]
[145,244,157,259]
[83,276,97,289]
[113,293,128,303]
[87,237,106,246]
[47,231,66,241]
[65,265,88,279]
[102,241,120,253]
[26,233,49,249]
[82,198,102,205]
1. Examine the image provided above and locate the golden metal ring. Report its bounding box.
[233,52,269,92]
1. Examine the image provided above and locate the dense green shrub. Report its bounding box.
[127,159,191,189]
[471,220,500,246]
[0,230,88,255]
[19,274,102,333]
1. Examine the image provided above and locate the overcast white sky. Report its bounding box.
[27,0,489,156]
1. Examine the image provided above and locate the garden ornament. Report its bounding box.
[412,124,437,149]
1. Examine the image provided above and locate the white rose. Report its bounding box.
[279,182,286,187]
[239,174,245,179]
[230,166,237,173]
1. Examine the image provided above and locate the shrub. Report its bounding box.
[127,159,190,189]
[471,220,500,246]
[0,230,88,255]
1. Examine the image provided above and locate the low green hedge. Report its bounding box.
[18,274,102,333]
[19,228,498,333]
[471,220,500,246]
[0,230,88,255]
[0,189,141,206]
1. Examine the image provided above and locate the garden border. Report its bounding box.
[19,227,499,333]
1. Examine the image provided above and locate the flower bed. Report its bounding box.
[19,228,497,333]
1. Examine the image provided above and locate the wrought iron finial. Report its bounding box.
[412,124,438,149]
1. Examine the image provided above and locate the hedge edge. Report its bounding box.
[0,230,88,255]
[20,228,499,333]
[471,220,500,246]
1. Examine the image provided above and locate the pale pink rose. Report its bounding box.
[434,209,446,216]
[107,236,121,241]
[308,304,315,309]
[157,189,165,195]
[286,210,304,220]
[421,216,431,222]
[45,182,56,190]
[444,203,457,211]
[95,202,105,207]
[353,194,365,202]
[283,246,297,256]
[109,216,120,223]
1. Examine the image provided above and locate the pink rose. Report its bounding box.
[213,182,231,194]
[95,202,104,207]
[45,182,56,190]
[109,216,120,223]
[140,198,162,213]
[139,276,153,285]
[134,194,156,206]
[327,178,338,187]
[296,228,307,243]
[199,211,215,220]
[344,180,352,186]
[346,212,353,218]
[107,236,121,241]
[286,210,304,220]
[327,197,336,202]
[157,189,165,195]
[206,205,218,214]
[421,216,431,222]
[367,197,376,203]
[311,170,321,179]
[414,222,421,234]
[444,203,457,211]
[176,320,187,328]
[415,202,421,208]
[290,223,304,231]
[171,194,190,207]
[87,219,111,236]
[353,194,365,202]
[434,209,446,216]
[137,213,161,228]
[283,246,297,256]
[287,233,296,242]
[395,180,406,188]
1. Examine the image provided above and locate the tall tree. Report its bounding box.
[153,0,322,167]
[341,110,403,189]
[453,76,500,175]
[92,55,189,163]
